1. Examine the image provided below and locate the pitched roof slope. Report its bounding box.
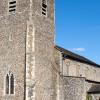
[88,84,100,94]
[55,45,100,67]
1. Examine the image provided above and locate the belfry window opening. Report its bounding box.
[9,0,16,12]
[42,0,47,16]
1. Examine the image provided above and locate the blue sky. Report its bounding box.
[55,0,100,64]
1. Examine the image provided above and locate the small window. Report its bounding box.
[10,74,14,94]
[6,74,9,94]
[9,0,16,13]
[5,72,15,95]
[42,0,47,16]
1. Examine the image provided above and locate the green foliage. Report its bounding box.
[86,94,92,100]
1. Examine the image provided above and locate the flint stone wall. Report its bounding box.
[60,76,85,100]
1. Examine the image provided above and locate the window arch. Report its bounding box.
[5,72,15,95]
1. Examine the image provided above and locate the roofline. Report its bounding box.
[55,45,100,68]
[86,79,100,84]
[88,91,100,94]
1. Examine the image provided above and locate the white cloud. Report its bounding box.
[72,48,85,52]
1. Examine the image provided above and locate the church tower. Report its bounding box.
[26,0,55,100]
[0,0,55,100]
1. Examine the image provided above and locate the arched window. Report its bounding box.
[6,74,9,94]
[5,73,14,95]
[10,74,14,94]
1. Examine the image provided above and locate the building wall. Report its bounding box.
[0,0,29,99]
[61,77,85,100]
[0,0,56,100]
[63,58,100,82]
[26,0,55,100]
[53,49,85,100]
[62,57,100,100]
[54,48,63,100]
[85,82,100,100]
[54,49,100,100]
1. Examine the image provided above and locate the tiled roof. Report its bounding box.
[88,84,100,94]
[55,45,100,67]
